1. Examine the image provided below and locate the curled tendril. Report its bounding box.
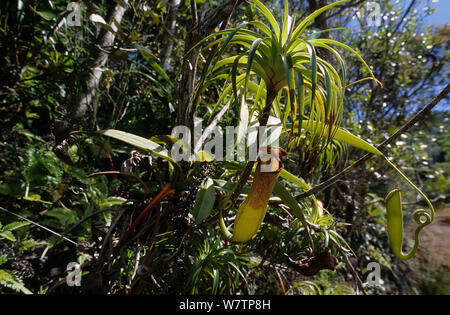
[413,209,432,226]
[384,156,435,260]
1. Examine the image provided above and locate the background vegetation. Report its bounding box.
[0,0,448,295]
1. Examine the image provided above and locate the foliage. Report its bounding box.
[185,231,249,294]
[0,269,33,295]
[289,270,356,295]
[0,223,33,294]
[0,0,448,296]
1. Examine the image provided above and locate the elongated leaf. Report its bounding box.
[252,0,281,40]
[281,0,293,47]
[236,94,249,155]
[294,70,305,146]
[0,231,16,241]
[244,38,264,98]
[279,169,310,190]
[273,182,310,232]
[150,134,181,147]
[102,129,179,165]
[305,41,317,107]
[137,46,173,87]
[217,23,248,58]
[318,63,332,119]
[283,55,295,127]
[232,54,246,103]
[297,121,382,156]
[310,39,376,82]
[289,0,348,41]
[192,178,216,225]
[28,5,57,20]
[247,21,273,38]
[333,128,382,156]
[1,221,30,232]
[99,197,128,209]
[0,269,33,294]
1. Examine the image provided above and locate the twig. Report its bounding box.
[97,206,128,265]
[62,207,114,238]
[87,171,149,198]
[0,206,78,246]
[113,185,173,255]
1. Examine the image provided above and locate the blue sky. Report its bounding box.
[423,0,449,112]
[422,0,450,26]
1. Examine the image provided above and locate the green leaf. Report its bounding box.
[232,54,246,103]
[0,255,8,266]
[150,135,181,147]
[273,182,310,232]
[298,120,382,156]
[243,38,264,98]
[192,178,216,225]
[99,197,128,209]
[252,0,281,40]
[45,208,78,229]
[23,193,52,204]
[294,70,305,142]
[0,231,16,242]
[281,0,290,46]
[289,0,348,41]
[282,55,295,125]
[137,46,173,87]
[310,38,376,82]
[305,41,317,107]
[333,127,382,156]
[279,169,310,190]
[247,21,273,38]
[217,23,249,59]
[213,179,251,195]
[28,6,57,20]
[236,94,249,154]
[19,239,48,251]
[102,129,179,166]
[0,269,33,294]
[1,221,30,232]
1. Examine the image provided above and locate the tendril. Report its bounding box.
[383,156,435,260]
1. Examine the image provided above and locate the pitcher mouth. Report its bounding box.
[258,147,287,173]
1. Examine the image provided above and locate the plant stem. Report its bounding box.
[228,87,279,209]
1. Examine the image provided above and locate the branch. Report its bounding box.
[177,0,244,129]
[160,0,182,72]
[0,206,78,246]
[69,1,127,123]
[295,82,450,200]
